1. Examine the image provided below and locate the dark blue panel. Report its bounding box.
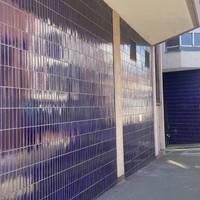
[0,0,117,199]
[164,70,200,144]
[120,19,155,176]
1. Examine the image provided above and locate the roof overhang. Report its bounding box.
[104,0,200,45]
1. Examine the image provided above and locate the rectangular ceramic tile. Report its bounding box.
[0,0,117,199]
[120,19,155,176]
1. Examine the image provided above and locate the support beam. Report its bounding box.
[157,45,166,151]
[151,46,160,156]
[113,11,125,178]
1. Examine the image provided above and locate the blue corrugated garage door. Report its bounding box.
[164,70,200,145]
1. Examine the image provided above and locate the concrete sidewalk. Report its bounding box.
[98,148,200,200]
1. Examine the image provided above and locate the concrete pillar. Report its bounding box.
[151,46,160,156]
[112,10,125,178]
[158,45,166,151]
[151,45,166,156]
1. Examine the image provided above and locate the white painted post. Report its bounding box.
[158,45,166,151]
[151,46,160,156]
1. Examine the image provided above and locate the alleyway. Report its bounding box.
[98,147,200,200]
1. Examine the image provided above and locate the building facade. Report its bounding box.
[163,28,200,72]
[163,28,200,144]
[0,0,199,199]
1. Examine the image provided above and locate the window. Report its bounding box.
[165,30,200,52]
[130,41,136,61]
[181,33,193,45]
[145,50,150,68]
[166,36,179,47]
[194,33,200,46]
[165,36,180,52]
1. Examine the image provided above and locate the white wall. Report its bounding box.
[162,44,200,72]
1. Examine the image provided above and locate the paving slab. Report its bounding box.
[97,148,200,200]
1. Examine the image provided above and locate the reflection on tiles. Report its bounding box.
[120,19,155,176]
[0,0,117,199]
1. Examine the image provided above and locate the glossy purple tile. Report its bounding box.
[0,0,117,199]
[120,19,155,176]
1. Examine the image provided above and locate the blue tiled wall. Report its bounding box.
[0,0,117,199]
[0,0,156,199]
[120,20,155,176]
[164,70,200,144]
